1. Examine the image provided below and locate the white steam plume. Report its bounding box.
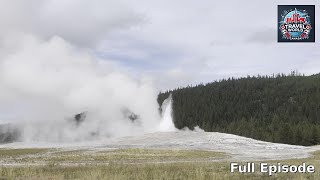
[0,0,179,143]
[158,94,176,132]
[0,35,166,142]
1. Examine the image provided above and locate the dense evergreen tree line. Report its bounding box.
[158,72,320,146]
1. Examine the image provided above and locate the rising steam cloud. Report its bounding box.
[0,0,175,142]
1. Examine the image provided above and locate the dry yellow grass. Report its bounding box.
[0,148,319,179]
[0,148,48,157]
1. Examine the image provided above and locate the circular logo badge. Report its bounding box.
[279,8,312,40]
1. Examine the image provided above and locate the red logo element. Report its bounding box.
[286,13,306,24]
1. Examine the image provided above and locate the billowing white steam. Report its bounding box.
[0,0,178,143]
[158,94,176,132]
[0,35,177,142]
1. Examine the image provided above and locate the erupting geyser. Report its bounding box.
[0,36,177,143]
[0,0,180,144]
[158,94,176,132]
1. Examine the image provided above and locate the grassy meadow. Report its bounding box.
[0,148,319,179]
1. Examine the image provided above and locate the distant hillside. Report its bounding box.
[158,72,320,146]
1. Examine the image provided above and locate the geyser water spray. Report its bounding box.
[158,94,176,132]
